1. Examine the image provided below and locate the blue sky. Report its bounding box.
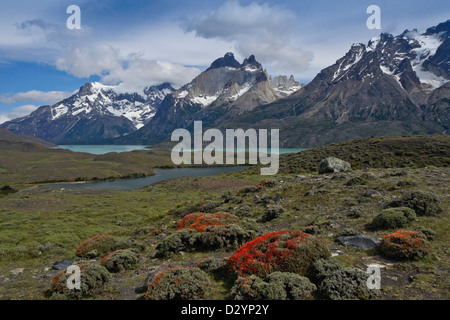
[0,0,448,123]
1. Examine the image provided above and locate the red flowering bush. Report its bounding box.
[175,212,207,230]
[75,234,136,258]
[379,230,430,259]
[190,212,240,232]
[144,267,210,300]
[176,212,239,232]
[228,231,330,277]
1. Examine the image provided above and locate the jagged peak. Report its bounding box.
[207,52,241,70]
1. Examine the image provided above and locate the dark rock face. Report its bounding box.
[120,53,298,145]
[216,20,450,148]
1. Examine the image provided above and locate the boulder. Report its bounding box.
[319,157,352,174]
[336,235,379,250]
[52,259,75,271]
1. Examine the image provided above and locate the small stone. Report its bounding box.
[10,268,25,275]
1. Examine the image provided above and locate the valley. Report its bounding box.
[0,135,448,300]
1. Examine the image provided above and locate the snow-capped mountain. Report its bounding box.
[214,20,450,148]
[118,53,302,144]
[1,82,175,144]
[171,53,300,110]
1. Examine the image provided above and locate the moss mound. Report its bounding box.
[308,258,380,300]
[230,272,316,300]
[100,249,139,273]
[388,191,443,216]
[49,261,111,299]
[367,207,416,230]
[144,267,210,300]
[75,234,137,259]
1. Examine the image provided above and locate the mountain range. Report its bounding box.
[1,20,449,148]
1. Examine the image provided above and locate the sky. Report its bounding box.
[0,0,449,124]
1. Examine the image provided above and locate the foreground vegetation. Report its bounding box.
[0,135,448,300]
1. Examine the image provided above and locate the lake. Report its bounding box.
[54,145,305,155]
[54,145,151,154]
[36,166,251,191]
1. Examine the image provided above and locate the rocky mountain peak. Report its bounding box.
[208,52,241,70]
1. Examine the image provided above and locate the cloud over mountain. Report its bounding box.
[180,0,313,75]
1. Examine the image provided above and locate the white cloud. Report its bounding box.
[0,104,38,124]
[102,59,201,92]
[180,0,314,76]
[55,43,122,78]
[1,90,74,105]
[56,43,202,91]
[13,18,202,92]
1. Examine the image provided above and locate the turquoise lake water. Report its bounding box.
[55,145,305,155]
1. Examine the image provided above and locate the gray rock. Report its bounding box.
[319,157,352,174]
[52,259,75,271]
[336,235,379,250]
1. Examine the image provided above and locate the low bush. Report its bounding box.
[260,206,284,222]
[175,212,208,231]
[308,258,379,300]
[49,261,111,299]
[193,224,256,250]
[228,231,330,277]
[100,249,139,273]
[176,212,239,232]
[366,207,416,230]
[75,234,136,259]
[144,267,210,300]
[230,272,316,300]
[378,230,431,259]
[155,228,197,257]
[388,191,442,216]
[318,267,380,300]
[190,212,240,232]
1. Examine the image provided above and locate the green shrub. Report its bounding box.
[144,267,210,300]
[378,230,430,259]
[345,176,367,186]
[264,272,316,300]
[318,267,380,300]
[155,228,197,257]
[193,224,256,250]
[196,257,227,272]
[75,234,140,258]
[260,205,284,222]
[388,191,443,216]
[366,207,416,230]
[230,272,316,300]
[308,258,379,300]
[100,249,139,273]
[233,205,251,217]
[307,258,343,284]
[50,261,111,299]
